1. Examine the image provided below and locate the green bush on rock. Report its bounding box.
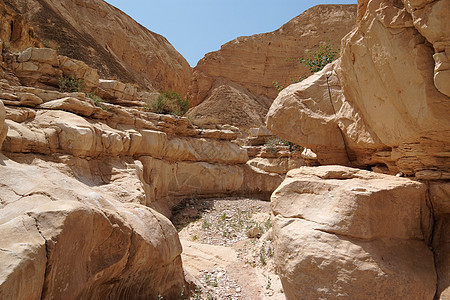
[146,91,189,116]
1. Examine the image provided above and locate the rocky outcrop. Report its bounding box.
[272,166,436,299]
[3,0,192,94]
[1,84,186,298]
[0,1,42,51]
[267,0,450,179]
[267,0,450,298]
[0,45,288,298]
[186,5,356,129]
[0,154,185,299]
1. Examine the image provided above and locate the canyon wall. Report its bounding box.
[267,0,450,298]
[187,4,357,130]
[267,0,450,179]
[2,0,192,94]
[0,47,283,298]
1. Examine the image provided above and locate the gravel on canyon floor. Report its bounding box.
[171,197,285,300]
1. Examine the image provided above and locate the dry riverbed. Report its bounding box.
[171,197,285,300]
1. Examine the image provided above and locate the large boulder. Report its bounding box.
[0,155,185,299]
[430,181,450,299]
[267,0,450,178]
[272,166,436,299]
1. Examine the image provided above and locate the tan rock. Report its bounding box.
[186,5,356,131]
[2,92,43,107]
[39,97,95,117]
[58,55,100,90]
[188,5,357,106]
[240,164,284,199]
[0,101,7,148]
[17,47,58,66]
[187,80,272,130]
[0,2,42,52]
[247,157,305,174]
[274,217,436,300]
[139,156,244,216]
[272,166,436,299]
[165,137,248,164]
[0,215,46,300]
[98,79,126,99]
[4,106,35,123]
[433,215,450,300]
[2,120,52,154]
[267,0,450,177]
[6,0,192,94]
[0,154,185,299]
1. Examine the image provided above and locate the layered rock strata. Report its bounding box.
[267,0,450,179]
[267,0,450,298]
[3,0,192,93]
[272,166,436,299]
[187,4,357,129]
[0,47,284,298]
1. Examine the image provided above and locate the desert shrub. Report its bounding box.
[264,137,303,155]
[295,39,339,73]
[87,92,105,109]
[273,39,339,91]
[58,75,85,92]
[146,91,189,116]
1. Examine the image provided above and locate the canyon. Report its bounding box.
[0,0,449,299]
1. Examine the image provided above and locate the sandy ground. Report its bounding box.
[172,198,285,300]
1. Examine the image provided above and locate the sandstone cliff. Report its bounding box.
[1,0,192,94]
[267,0,450,179]
[267,0,450,298]
[187,4,357,129]
[0,47,285,298]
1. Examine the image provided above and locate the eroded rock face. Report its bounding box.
[187,5,356,129]
[272,166,436,299]
[0,100,7,147]
[0,154,185,299]
[267,0,450,179]
[5,0,192,93]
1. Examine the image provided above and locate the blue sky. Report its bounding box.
[104,0,357,67]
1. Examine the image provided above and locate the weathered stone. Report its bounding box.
[0,154,185,299]
[267,0,450,177]
[272,166,436,299]
[17,47,58,66]
[2,120,52,154]
[187,5,356,130]
[2,92,43,107]
[240,164,284,200]
[58,55,99,90]
[0,101,7,149]
[165,137,248,164]
[5,0,191,93]
[247,157,305,174]
[139,156,244,216]
[39,97,95,117]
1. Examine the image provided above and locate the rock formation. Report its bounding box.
[267,0,450,298]
[0,47,284,298]
[272,166,436,299]
[267,0,450,179]
[187,4,357,130]
[2,0,192,94]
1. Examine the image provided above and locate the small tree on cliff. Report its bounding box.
[273,39,340,91]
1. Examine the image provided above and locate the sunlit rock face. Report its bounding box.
[187,4,357,129]
[267,0,450,179]
[267,0,450,298]
[4,0,192,94]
